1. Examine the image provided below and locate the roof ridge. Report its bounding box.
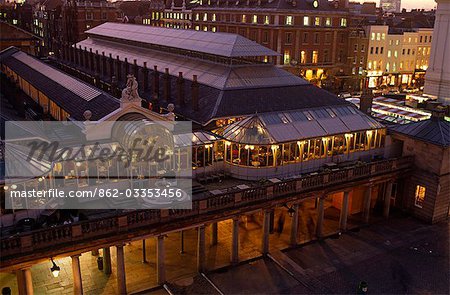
[437,120,447,145]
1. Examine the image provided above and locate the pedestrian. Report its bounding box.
[277,212,285,236]
[357,281,368,294]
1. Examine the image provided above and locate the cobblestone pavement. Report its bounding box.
[2,207,444,295]
[165,216,449,295]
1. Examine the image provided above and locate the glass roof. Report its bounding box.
[76,38,305,90]
[13,51,101,101]
[222,106,384,144]
[175,131,221,147]
[86,22,280,58]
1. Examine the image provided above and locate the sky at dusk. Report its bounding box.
[360,0,436,10]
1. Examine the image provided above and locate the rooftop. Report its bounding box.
[389,118,450,147]
[0,47,120,121]
[85,22,279,58]
[192,0,349,12]
[75,24,351,125]
[222,106,384,144]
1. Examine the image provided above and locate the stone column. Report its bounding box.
[71,255,83,295]
[102,52,107,77]
[103,247,112,275]
[269,209,275,234]
[339,191,350,231]
[316,197,325,238]
[116,244,127,295]
[116,55,121,82]
[157,235,166,284]
[211,222,218,246]
[290,204,299,246]
[142,239,147,263]
[16,269,32,295]
[24,268,33,295]
[363,185,372,223]
[143,62,149,92]
[384,181,393,219]
[262,210,270,255]
[109,53,114,79]
[197,226,206,272]
[231,217,239,265]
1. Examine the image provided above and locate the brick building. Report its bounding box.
[388,111,449,223]
[191,0,352,86]
[33,0,119,55]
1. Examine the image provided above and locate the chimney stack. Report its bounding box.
[191,75,199,111]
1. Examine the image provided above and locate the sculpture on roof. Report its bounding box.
[121,74,141,103]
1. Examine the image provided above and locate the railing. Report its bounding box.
[0,157,413,262]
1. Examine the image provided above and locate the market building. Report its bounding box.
[0,24,447,294]
[190,0,352,85]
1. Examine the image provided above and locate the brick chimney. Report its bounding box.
[177,72,185,106]
[191,75,199,111]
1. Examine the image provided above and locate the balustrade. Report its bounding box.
[0,157,413,261]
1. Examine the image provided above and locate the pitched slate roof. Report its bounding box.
[389,119,450,147]
[0,47,119,121]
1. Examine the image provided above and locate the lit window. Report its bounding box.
[386,62,390,72]
[312,50,318,63]
[325,17,331,26]
[212,26,216,32]
[263,56,268,62]
[212,13,216,21]
[252,15,257,23]
[264,15,269,25]
[376,33,380,41]
[388,50,391,58]
[314,17,320,26]
[203,26,208,31]
[303,16,309,26]
[300,51,306,63]
[286,15,293,25]
[371,32,375,40]
[394,50,398,58]
[414,185,426,208]
[195,13,199,21]
[396,40,399,45]
[242,14,246,23]
[368,61,372,69]
[382,33,385,40]
[340,18,347,27]
[284,50,290,65]
[203,13,208,21]
[195,25,200,31]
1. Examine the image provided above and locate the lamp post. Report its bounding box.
[50,258,60,278]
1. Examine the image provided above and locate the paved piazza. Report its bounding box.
[1,212,448,294]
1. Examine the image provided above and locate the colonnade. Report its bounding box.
[14,180,394,294]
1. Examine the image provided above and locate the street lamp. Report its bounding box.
[50,258,60,278]
[283,203,296,217]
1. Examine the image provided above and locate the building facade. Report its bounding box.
[365,25,433,89]
[190,0,352,87]
[32,0,119,55]
[1,24,449,294]
[424,0,450,105]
